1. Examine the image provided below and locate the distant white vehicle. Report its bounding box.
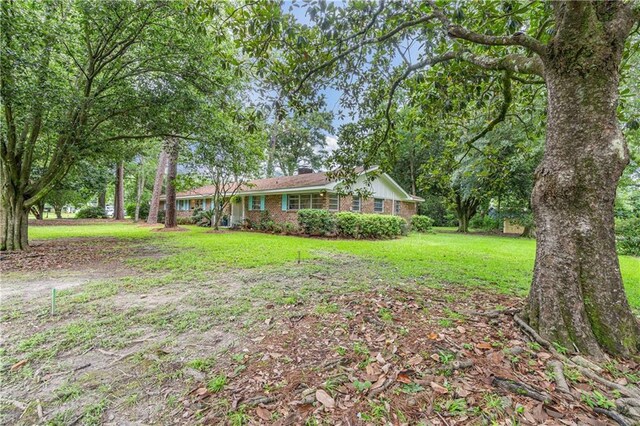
[105,205,114,217]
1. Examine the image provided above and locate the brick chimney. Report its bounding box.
[297,167,313,175]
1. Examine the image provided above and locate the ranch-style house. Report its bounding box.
[159,167,423,226]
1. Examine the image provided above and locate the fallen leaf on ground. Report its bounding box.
[10,360,27,371]
[256,407,271,420]
[430,382,448,394]
[316,389,335,408]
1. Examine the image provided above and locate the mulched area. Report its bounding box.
[0,238,144,272]
[183,283,636,425]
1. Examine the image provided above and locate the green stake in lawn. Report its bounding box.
[51,288,56,315]
[298,250,301,264]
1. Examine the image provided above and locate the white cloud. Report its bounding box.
[325,135,339,152]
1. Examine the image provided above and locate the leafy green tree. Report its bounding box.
[188,109,265,229]
[1,0,233,249]
[274,111,333,175]
[288,1,640,357]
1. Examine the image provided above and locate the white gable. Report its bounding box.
[330,171,412,201]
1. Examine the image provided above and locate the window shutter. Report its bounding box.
[282,194,288,211]
[248,196,253,211]
[260,195,266,211]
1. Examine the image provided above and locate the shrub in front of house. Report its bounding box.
[193,209,214,227]
[411,215,434,232]
[359,214,406,239]
[75,206,107,219]
[335,212,360,238]
[335,212,406,239]
[297,209,337,236]
[616,217,640,256]
[176,216,196,225]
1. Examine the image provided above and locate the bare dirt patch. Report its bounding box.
[152,226,189,232]
[1,248,636,425]
[0,237,154,273]
[183,283,637,425]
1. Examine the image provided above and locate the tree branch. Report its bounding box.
[427,0,546,56]
[294,13,436,93]
[458,51,544,77]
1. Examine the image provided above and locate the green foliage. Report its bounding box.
[353,380,372,392]
[581,391,615,409]
[125,202,149,220]
[207,375,226,393]
[335,212,406,239]
[192,209,215,228]
[176,217,196,225]
[411,215,434,232]
[335,212,361,238]
[297,209,336,236]
[616,217,640,256]
[469,215,500,231]
[75,206,107,219]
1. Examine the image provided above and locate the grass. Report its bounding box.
[5,222,640,425]
[28,223,640,308]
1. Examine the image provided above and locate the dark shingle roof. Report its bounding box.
[170,168,365,198]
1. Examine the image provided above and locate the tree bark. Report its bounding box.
[134,161,145,222]
[523,4,640,357]
[114,162,125,220]
[0,188,29,251]
[147,150,168,224]
[164,139,179,229]
[98,191,106,210]
[30,200,45,220]
[454,193,478,233]
[54,205,63,219]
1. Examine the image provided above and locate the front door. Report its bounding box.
[231,198,243,225]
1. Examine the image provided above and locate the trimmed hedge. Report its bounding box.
[411,215,434,232]
[298,209,336,236]
[335,212,406,239]
[75,206,107,219]
[335,212,360,238]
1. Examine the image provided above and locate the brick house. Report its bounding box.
[159,167,423,226]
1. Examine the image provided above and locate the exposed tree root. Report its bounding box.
[593,407,633,426]
[513,314,640,422]
[244,396,277,406]
[548,360,572,397]
[491,376,551,403]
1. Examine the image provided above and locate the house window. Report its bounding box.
[176,200,190,211]
[351,196,361,212]
[328,193,340,211]
[394,200,401,215]
[251,196,261,211]
[288,193,323,210]
[374,198,384,213]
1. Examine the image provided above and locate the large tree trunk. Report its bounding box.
[98,191,106,210]
[114,162,125,220]
[54,205,63,219]
[30,200,45,220]
[523,6,640,358]
[134,161,145,222]
[0,188,29,251]
[164,139,179,229]
[454,193,478,233]
[147,150,168,224]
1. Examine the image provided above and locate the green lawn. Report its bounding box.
[29,222,640,309]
